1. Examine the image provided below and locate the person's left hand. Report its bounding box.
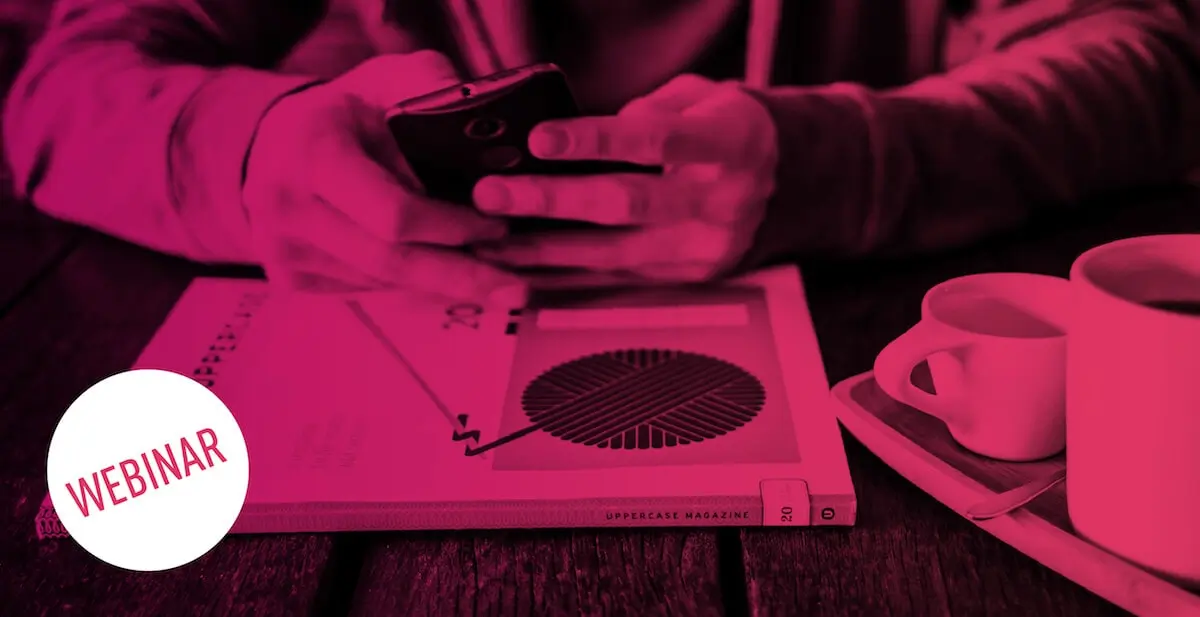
[472,75,780,283]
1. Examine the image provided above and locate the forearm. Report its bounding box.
[2,1,322,264]
[746,0,1200,262]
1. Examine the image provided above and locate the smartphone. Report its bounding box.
[386,63,658,207]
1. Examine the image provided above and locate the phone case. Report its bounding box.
[387,65,657,208]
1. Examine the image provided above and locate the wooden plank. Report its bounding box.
[739,437,1128,616]
[351,529,727,616]
[0,214,82,316]
[0,232,342,617]
[739,189,1200,616]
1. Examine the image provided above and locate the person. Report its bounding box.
[3,0,1198,305]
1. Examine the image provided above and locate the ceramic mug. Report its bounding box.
[873,273,1073,462]
[1066,234,1200,585]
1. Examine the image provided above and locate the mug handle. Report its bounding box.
[873,320,974,425]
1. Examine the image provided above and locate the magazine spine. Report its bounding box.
[229,493,857,533]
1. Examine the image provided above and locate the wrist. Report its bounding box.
[243,80,327,205]
[168,69,321,263]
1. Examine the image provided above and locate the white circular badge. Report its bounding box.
[46,369,249,571]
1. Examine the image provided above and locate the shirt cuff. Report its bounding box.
[169,69,321,263]
[737,83,879,268]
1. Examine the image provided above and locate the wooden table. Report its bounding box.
[2,188,1197,616]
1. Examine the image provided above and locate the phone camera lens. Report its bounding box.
[465,117,507,140]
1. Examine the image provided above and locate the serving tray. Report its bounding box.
[831,369,1200,617]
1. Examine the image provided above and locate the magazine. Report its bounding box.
[37,265,856,536]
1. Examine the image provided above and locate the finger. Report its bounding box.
[473,173,698,225]
[262,234,387,294]
[475,222,731,272]
[340,51,461,109]
[523,269,721,289]
[312,145,507,246]
[282,245,529,305]
[528,114,753,166]
[635,263,730,283]
[276,199,527,305]
[390,246,529,306]
[286,272,377,295]
[619,74,719,117]
[524,271,648,290]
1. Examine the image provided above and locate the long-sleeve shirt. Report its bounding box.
[3,0,1199,266]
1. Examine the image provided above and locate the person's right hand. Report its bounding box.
[244,52,528,306]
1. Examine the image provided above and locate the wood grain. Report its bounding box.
[739,437,1127,617]
[351,528,727,616]
[0,232,340,617]
[0,217,81,317]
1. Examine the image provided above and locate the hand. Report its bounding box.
[472,75,779,283]
[244,52,527,305]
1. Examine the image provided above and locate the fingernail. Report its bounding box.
[529,125,569,158]
[474,178,511,213]
[487,283,529,307]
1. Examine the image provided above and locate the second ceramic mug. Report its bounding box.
[1067,234,1200,585]
[873,272,1074,462]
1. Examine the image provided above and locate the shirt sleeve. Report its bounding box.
[741,0,1200,264]
[2,0,326,263]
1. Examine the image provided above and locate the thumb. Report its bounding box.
[618,74,719,118]
[336,51,462,109]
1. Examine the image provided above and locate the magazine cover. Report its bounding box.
[38,265,856,536]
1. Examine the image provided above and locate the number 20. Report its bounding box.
[780,506,793,523]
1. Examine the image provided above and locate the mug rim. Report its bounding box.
[1070,234,1200,321]
[920,272,1071,341]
